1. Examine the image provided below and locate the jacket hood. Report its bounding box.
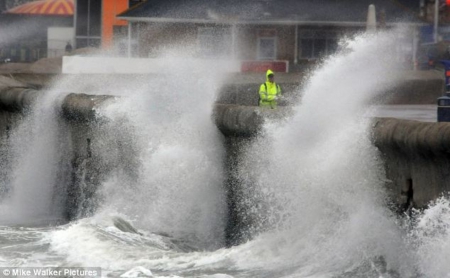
[266,69,274,82]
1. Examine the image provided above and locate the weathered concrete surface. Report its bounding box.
[215,104,450,212]
[0,69,447,226]
[0,87,39,112]
[373,118,450,210]
[213,104,292,137]
[371,105,436,122]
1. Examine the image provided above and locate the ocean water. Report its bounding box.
[0,30,448,278]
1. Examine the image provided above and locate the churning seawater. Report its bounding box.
[0,30,449,278]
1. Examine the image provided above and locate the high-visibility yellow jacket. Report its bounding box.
[259,69,281,109]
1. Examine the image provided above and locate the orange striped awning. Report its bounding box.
[6,0,74,16]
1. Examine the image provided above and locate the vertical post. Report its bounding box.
[231,24,237,59]
[412,27,418,70]
[73,0,77,49]
[294,24,298,64]
[137,23,140,56]
[128,22,132,58]
[87,0,91,46]
[434,0,439,43]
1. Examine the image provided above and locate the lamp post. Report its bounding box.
[434,0,439,43]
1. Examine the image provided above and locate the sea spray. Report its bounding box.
[0,27,443,278]
[88,54,231,250]
[0,91,72,224]
[228,30,417,276]
[407,197,450,277]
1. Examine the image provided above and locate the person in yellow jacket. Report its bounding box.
[259,69,281,109]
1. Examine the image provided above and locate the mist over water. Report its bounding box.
[0,90,71,224]
[1,28,450,277]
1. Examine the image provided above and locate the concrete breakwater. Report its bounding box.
[0,86,447,229]
[215,103,450,214]
[0,88,124,219]
[373,118,450,210]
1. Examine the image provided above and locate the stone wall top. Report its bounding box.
[373,117,450,157]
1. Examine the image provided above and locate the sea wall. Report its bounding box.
[215,104,450,213]
[214,105,450,244]
[373,118,450,210]
[0,86,448,224]
[0,88,137,219]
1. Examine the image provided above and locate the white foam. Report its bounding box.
[120,266,153,277]
[408,197,450,277]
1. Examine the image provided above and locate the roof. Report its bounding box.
[5,0,74,16]
[118,0,423,25]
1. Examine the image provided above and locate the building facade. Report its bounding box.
[0,0,73,62]
[74,0,145,49]
[117,0,421,71]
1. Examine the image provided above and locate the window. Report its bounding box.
[258,37,277,60]
[257,29,277,60]
[197,27,231,58]
[76,0,102,49]
[299,30,338,59]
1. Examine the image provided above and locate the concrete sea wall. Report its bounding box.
[215,104,450,213]
[0,78,448,224]
[373,118,450,210]
[0,87,138,219]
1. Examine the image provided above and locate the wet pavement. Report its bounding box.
[370,105,437,122]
